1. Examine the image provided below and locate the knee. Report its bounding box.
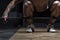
[50,1,60,11]
[53,0,59,4]
[24,1,32,6]
[53,1,60,7]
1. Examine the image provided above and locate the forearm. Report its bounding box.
[3,0,22,16]
[3,0,15,17]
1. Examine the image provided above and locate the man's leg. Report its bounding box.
[47,0,60,32]
[23,1,35,32]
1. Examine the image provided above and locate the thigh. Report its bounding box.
[50,0,60,17]
[23,1,34,17]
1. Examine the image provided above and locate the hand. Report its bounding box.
[2,16,8,21]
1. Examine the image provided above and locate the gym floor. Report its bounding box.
[0,28,60,40]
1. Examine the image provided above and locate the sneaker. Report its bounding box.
[47,24,56,32]
[26,25,32,32]
[26,25,35,32]
[49,28,56,32]
[26,27,32,33]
